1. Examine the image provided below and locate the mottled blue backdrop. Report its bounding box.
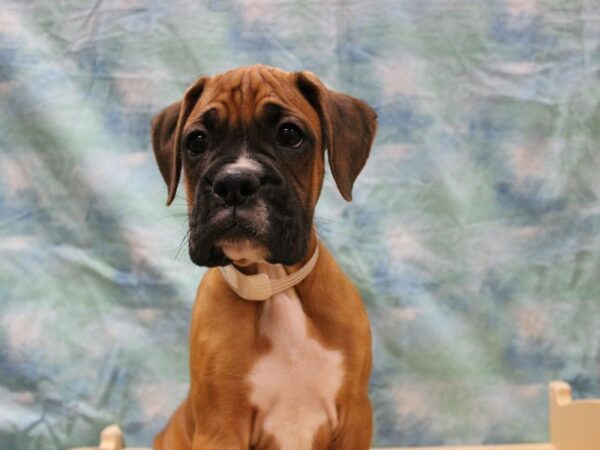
[1,1,599,449]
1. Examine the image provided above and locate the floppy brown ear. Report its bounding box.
[296,72,377,201]
[150,77,207,205]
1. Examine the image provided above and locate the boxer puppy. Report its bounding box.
[151,65,377,450]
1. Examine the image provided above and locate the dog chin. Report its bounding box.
[218,239,269,266]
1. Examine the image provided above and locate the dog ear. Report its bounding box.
[151,77,207,205]
[296,71,377,201]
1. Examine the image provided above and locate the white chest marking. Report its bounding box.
[248,264,344,450]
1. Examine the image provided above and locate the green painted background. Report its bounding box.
[1,0,599,448]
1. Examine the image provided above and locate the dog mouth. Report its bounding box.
[215,219,262,243]
[217,236,268,265]
[212,222,269,264]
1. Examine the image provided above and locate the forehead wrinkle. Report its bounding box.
[258,66,288,89]
[240,69,273,125]
[207,86,240,125]
[203,72,245,125]
[211,101,229,123]
[186,96,228,131]
[252,87,321,140]
[193,66,321,136]
[193,107,220,130]
[254,98,307,128]
[258,89,321,138]
[255,99,285,117]
[218,68,244,88]
[245,66,264,94]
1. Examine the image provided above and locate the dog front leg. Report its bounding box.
[328,397,373,450]
[191,433,247,450]
[153,398,194,450]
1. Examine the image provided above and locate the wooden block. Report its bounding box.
[550,381,600,450]
[71,425,146,450]
[381,445,554,450]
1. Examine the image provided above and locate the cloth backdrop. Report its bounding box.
[1,0,599,448]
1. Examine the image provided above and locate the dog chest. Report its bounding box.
[247,264,344,450]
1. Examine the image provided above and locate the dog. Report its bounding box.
[150,65,377,450]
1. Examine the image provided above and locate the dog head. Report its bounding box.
[151,65,377,267]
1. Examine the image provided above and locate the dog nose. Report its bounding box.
[212,169,261,206]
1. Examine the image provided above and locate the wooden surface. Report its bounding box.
[73,445,555,450]
[384,445,554,450]
[550,381,600,450]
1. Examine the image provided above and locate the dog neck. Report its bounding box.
[218,232,319,301]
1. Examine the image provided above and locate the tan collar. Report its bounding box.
[218,245,319,301]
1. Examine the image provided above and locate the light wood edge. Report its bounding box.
[383,445,554,450]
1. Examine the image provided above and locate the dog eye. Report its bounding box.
[277,123,303,148]
[185,131,208,156]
